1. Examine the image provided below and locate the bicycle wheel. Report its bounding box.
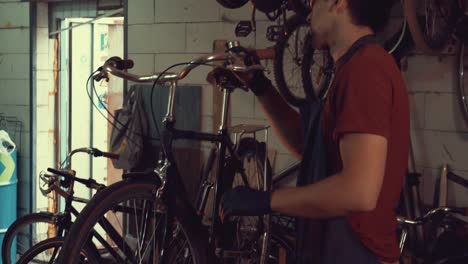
[301,33,333,100]
[288,0,310,18]
[404,0,460,52]
[57,178,210,264]
[1,212,57,264]
[219,137,274,263]
[274,14,311,107]
[16,237,99,264]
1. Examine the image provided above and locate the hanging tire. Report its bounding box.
[301,32,334,101]
[274,14,311,107]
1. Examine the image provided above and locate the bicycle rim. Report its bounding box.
[274,14,310,107]
[1,212,57,264]
[301,33,333,101]
[16,237,99,264]
[57,179,206,264]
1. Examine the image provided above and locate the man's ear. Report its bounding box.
[334,0,348,13]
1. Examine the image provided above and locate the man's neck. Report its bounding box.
[328,26,374,63]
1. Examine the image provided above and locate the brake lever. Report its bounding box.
[93,68,109,82]
[39,172,57,195]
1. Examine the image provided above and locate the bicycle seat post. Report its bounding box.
[163,80,178,124]
[218,86,231,132]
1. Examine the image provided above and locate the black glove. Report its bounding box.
[220,186,271,219]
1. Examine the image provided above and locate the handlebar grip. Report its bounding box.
[90,148,119,159]
[106,56,134,70]
[47,167,75,178]
[101,152,119,160]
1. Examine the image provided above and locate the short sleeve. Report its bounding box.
[333,63,392,139]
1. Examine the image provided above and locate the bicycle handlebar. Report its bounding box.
[94,41,265,84]
[46,167,105,191]
[398,207,465,225]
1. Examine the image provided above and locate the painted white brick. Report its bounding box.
[36,105,53,133]
[0,2,28,28]
[153,53,209,85]
[0,54,30,79]
[36,28,48,54]
[154,23,186,53]
[36,2,48,28]
[128,0,154,25]
[254,20,276,49]
[36,79,52,106]
[422,167,468,208]
[201,84,213,116]
[36,70,53,82]
[409,93,425,129]
[0,79,29,105]
[402,55,456,93]
[230,88,254,118]
[36,53,50,71]
[186,22,224,53]
[128,24,155,54]
[48,38,56,68]
[219,2,254,22]
[201,115,213,133]
[35,131,54,160]
[155,0,220,23]
[128,53,155,75]
[0,28,29,53]
[425,93,468,132]
[411,129,468,172]
[1,104,30,132]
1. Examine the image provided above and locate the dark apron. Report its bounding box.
[295,35,381,264]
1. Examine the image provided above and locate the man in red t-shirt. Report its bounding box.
[212,0,409,263]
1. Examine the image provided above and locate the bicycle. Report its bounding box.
[398,207,468,263]
[57,42,295,264]
[1,147,116,264]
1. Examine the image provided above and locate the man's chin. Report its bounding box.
[309,31,327,50]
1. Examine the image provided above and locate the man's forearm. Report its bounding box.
[270,173,371,219]
[256,84,303,158]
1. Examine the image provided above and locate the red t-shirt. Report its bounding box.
[323,44,410,262]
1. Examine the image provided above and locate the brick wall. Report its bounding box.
[0,0,32,216]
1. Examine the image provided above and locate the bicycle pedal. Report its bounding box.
[266,25,282,42]
[235,21,253,37]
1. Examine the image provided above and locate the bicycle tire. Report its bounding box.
[288,0,310,18]
[301,32,333,101]
[57,178,210,264]
[216,0,249,9]
[274,14,312,107]
[1,212,57,264]
[404,0,460,53]
[16,237,99,264]
[251,0,283,13]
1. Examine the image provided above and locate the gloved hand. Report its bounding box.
[220,186,271,221]
[206,50,272,96]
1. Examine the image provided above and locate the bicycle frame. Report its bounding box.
[154,80,271,262]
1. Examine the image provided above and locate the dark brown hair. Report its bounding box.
[347,0,395,33]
